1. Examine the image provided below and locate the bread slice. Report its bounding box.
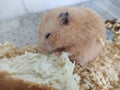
[0,52,80,90]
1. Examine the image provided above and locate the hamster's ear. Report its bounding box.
[58,12,69,25]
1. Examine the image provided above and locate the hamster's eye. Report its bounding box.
[58,12,69,25]
[45,33,51,39]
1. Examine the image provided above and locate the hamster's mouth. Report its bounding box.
[52,48,65,56]
[53,48,65,52]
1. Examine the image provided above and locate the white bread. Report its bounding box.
[0,51,80,90]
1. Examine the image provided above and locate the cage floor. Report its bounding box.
[0,12,44,47]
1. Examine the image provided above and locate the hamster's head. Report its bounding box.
[38,7,79,53]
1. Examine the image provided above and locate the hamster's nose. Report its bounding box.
[39,42,51,53]
[43,41,52,51]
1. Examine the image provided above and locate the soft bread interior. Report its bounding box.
[0,52,80,90]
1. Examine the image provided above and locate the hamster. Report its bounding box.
[38,7,106,64]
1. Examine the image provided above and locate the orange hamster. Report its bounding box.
[38,7,106,64]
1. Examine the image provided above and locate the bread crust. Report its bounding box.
[0,72,55,90]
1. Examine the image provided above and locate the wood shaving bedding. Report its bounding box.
[0,42,40,59]
[74,41,120,90]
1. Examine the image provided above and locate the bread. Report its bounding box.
[0,46,80,90]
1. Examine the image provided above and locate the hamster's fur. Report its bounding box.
[38,7,106,64]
